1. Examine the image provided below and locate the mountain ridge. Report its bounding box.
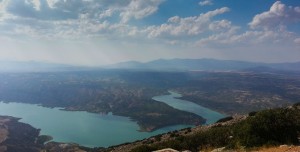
[1,59,299,72]
[105,58,300,71]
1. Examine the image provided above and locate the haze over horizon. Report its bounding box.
[1,0,300,66]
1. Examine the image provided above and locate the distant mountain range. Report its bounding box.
[0,61,77,72]
[0,59,299,72]
[106,58,300,71]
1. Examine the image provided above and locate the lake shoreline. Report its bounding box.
[152,91,225,125]
[0,91,224,147]
[0,101,193,148]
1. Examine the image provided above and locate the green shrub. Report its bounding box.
[233,108,300,147]
[131,107,300,152]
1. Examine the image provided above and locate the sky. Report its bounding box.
[0,0,300,66]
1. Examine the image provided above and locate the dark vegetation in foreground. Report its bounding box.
[130,103,300,152]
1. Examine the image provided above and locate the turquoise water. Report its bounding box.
[0,91,224,147]
[152,91,225,124]
[0,102,189,148]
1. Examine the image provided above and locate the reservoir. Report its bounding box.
[152,91,225,124]
[0,91,224,148]
[0,102,190,148]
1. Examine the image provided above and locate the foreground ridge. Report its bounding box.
[107,103,300,152]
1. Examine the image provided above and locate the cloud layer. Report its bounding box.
[1,1,299,44]
[0,0,299,65]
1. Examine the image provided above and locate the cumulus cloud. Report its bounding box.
[45,0,59,8]
[0,0,166,39]
[99,9,114,19]
[194,24,299,48]
[188,1,300,48]
[0,0,10,20]
[2,0,164,22]
[249,1,300,29]
[295,38,300,44]
[26,0,41,11]
[3,0,230,41]
[146,7,230,38]
[209,20,232,31]
[195,26,239,46]
[4,0,80,20]
[43,0,164,23]
[199,0,213,6]
[0,0,299,50]
[232,30,295,44]
[120,0,164,23]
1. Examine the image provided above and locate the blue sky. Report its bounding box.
[0,0,300,66]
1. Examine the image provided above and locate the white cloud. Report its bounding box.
[192,1,300,48]
[146,7,230,38]
[0,0,10,20]
[1,0,166,25]
[0,0,299,53]
[0,1,299,65]
[295,38,300,44]
[199,0,213,6]
[0,0,166,40]
[45,0,59,8]
[195,26,239,46]
[26,0,41,11]
[249,1,300,30]
[99,9,114,19]
[195,25,298,49]
[209,20,232,31]
[120,0,165,23]
[2,0,164,22]
[167,16,180,23]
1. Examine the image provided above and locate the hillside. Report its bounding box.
[106,103,300,152]
[0,116,47,152]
